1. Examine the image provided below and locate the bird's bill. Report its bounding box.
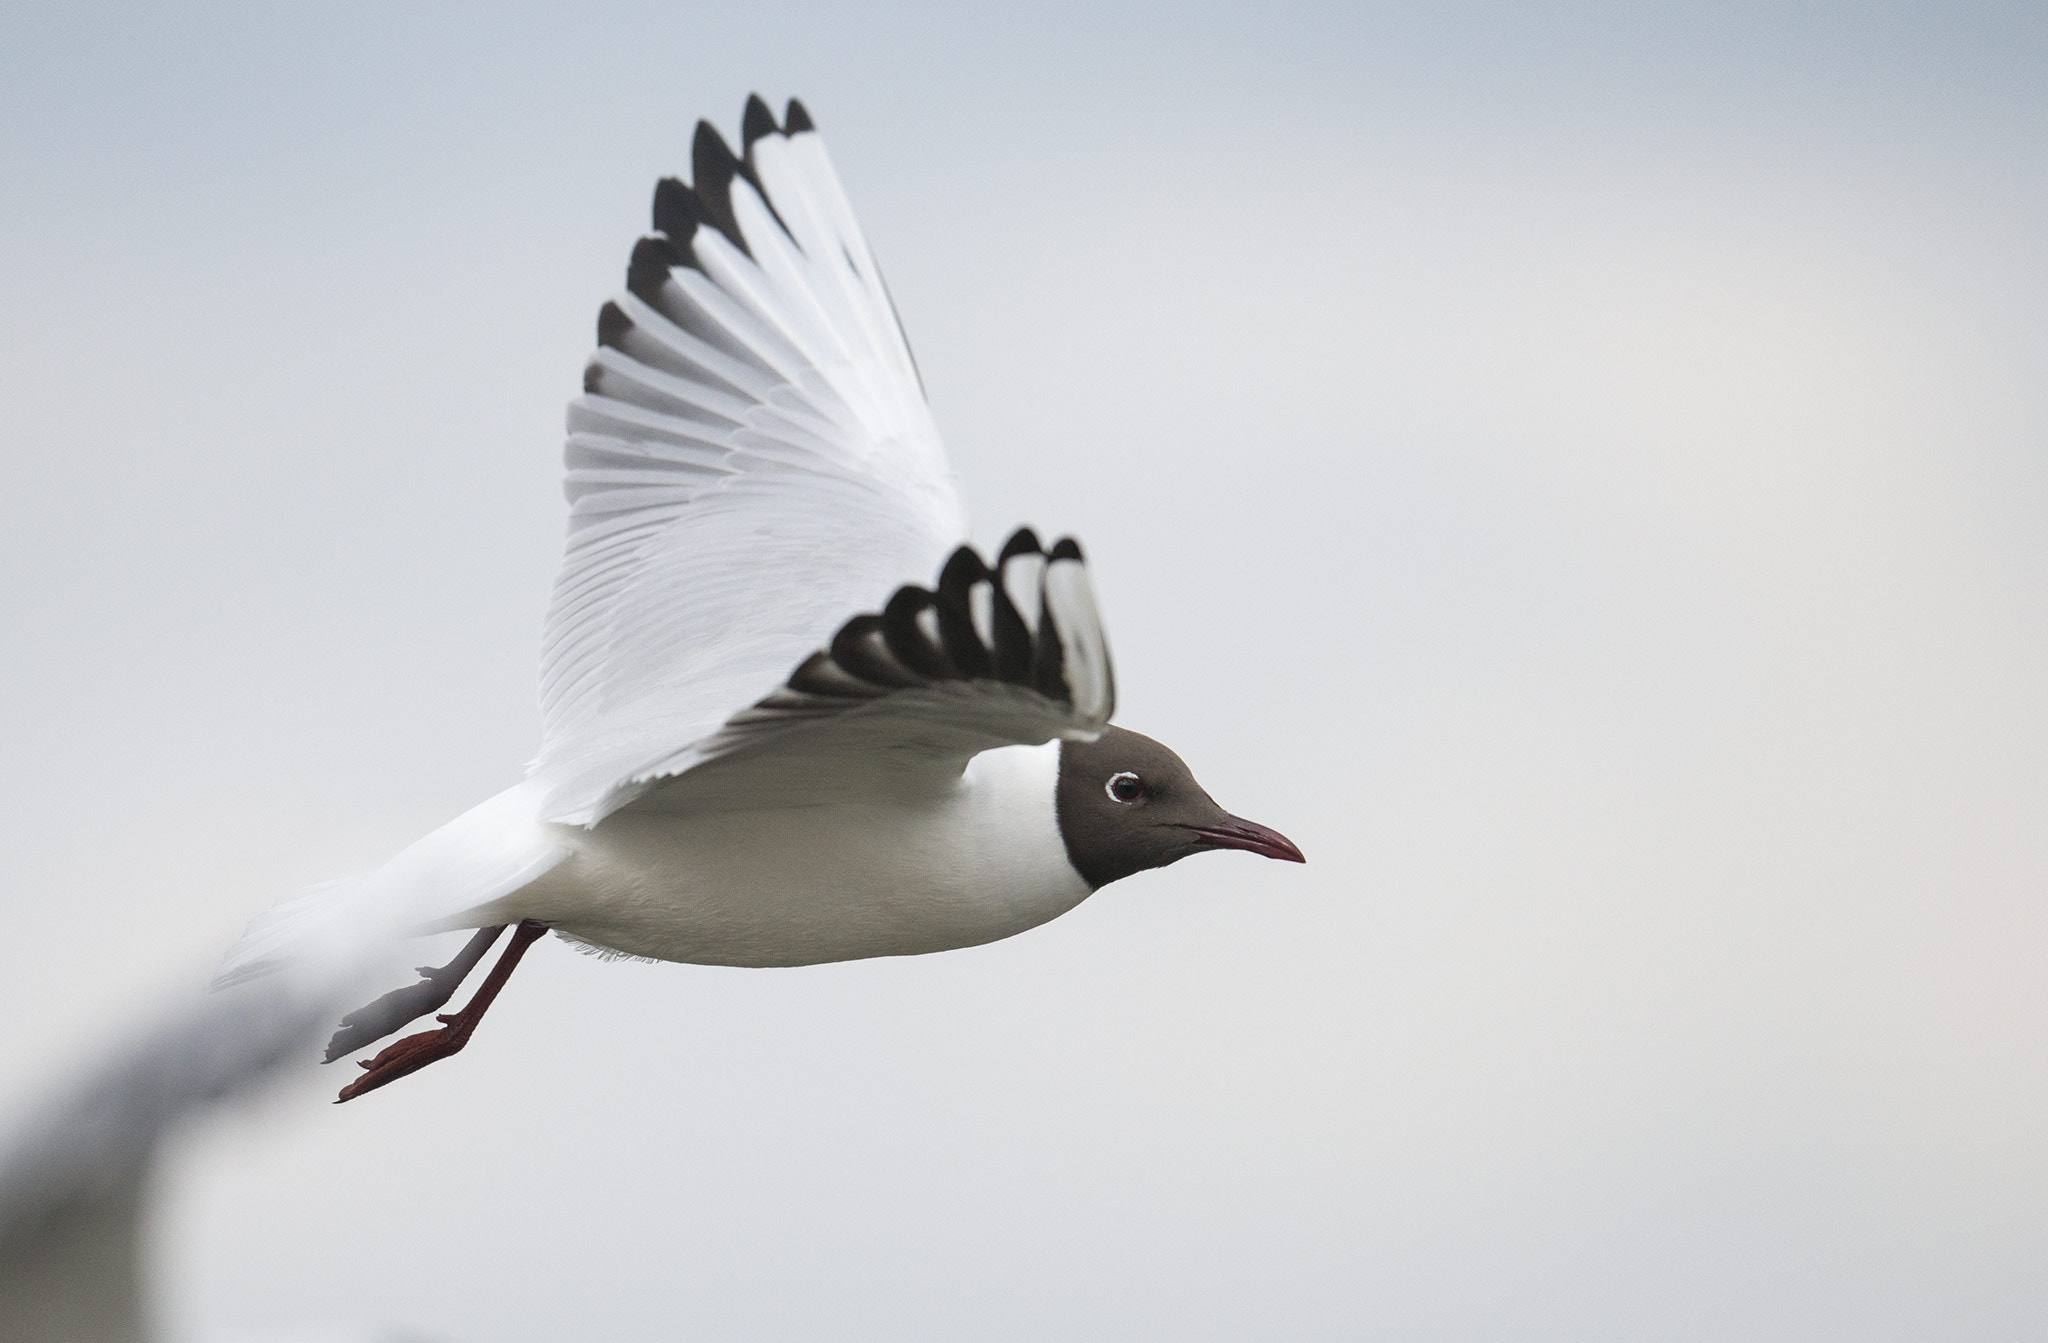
[1186,815,1306,863]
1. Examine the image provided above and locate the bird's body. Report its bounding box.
[214,94,1301,1101]
[486,742,1087,967]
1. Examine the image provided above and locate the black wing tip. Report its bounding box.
[743,94,816,148]
[1048,537,1084,563]
[692,118,742,190]
[829,613,885,660]
[1000,527,1044,561]
[689,118,755,257]
[742,93,778,148]
[626,234,686,302]
[597,94,818,391]
[787,649,889,700]
[939,544,990,591]
[693,117,737,160]
[882,586,957,679]
[830,614,928,690]
[617,95,817,329]
[651,176,704,241]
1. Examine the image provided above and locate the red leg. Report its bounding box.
[335,919,548,1104]
[323,924,506,1063]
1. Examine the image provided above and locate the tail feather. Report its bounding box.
[211,875,371,988]
[211,781,568,989]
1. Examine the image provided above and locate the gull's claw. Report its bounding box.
[334,920,547,1104]
[322,926,506,1063]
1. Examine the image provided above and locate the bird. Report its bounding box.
[213,94,1305,1104]
[0,974,340,1342]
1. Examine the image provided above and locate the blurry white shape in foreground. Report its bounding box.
[0,975,414,1342]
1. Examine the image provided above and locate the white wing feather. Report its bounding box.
[538,98,968,824]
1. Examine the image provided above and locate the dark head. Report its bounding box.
[1054,726,1305,890]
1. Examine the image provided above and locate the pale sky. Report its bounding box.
[3,2,2046,1340]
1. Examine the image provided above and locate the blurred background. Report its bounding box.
[2,1,2045,1339]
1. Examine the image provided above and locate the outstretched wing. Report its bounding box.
[621,528,1113,815]
[539,96,968,824]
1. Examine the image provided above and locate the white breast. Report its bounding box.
[492,742,1092,967]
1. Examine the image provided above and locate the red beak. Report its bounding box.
[1186,815,1306,864]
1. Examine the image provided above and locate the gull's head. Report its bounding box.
[1055,726,1305,890]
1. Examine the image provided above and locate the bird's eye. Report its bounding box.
[1106,771,1146,804]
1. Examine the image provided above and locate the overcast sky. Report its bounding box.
[3,2,2046,1340]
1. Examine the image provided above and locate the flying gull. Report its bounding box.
[215,95,1305,1103]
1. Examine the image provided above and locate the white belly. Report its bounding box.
[486,742,1092,967]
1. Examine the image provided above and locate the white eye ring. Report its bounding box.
[1105,771,1145,803]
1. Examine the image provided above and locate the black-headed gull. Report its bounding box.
[215,96,1304,1103]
